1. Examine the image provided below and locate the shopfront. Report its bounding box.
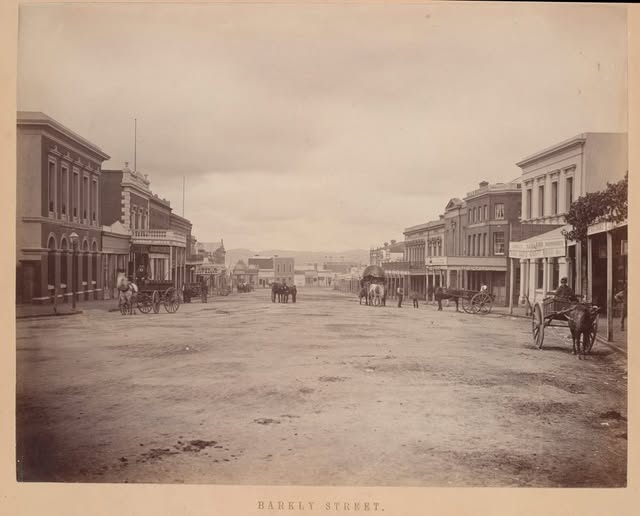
[587,220,627,342]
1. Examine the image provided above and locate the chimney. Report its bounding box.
[479,181,489,188]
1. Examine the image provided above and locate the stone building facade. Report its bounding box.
[509,132,628,305]
[16,112,110,304]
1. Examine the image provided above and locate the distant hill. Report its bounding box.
[200,244,369,267]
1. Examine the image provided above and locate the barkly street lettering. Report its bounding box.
[257,501,383,512]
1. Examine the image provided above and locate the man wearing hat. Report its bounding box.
[554,277,574,300]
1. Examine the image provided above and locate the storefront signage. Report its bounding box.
[149,246,170,254]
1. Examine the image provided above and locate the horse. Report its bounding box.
[358,286,368,305]
[434,287,459,312]
[568,304,599,359]
[368,283,385,306]
[117,277,138,315]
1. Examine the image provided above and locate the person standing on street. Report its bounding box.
[291,285,297,303]
[412,291,419,308]
[397,286,404,307]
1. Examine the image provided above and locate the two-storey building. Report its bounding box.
[509,132,628,306]
[101,163,190,290]
[455,181,521,305]
[274,256,295,285]
[16,112,110,304]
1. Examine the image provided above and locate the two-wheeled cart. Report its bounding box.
[531,296,598,350]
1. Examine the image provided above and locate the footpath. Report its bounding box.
[15,295,217,319]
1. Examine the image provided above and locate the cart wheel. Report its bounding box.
[532,303,545,348]
[137,293,153,314]
[472,292,493,315]
[163,287,180,313]
[461,296,473,314]
[152,290,160,314]
[586,315,599,353]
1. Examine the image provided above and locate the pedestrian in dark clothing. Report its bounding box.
[412,291,419,308]
[397,287,404,308]
[291,285,297,303]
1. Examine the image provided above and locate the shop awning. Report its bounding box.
[587,219,627,236]
[509,225,570,260]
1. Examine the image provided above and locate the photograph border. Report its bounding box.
[1,1,638,514]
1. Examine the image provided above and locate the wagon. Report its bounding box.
[134,280,181,314]
[440,288,495,314]
[531,296,598,350]
[184,282,208,303]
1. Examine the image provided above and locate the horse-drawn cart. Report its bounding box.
[436,287,495,314]
[183,282,208,303]
[131,280,181,315]
[531,296,599,351]
[360,265,387,306]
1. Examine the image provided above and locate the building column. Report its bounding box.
[543,257,550,297]
[607,231,613,341]
[576,243,584,297]
[54,250,62,301]
[39,253,49,301]
[96,253,103,300]
[66,250,73,300]
[529,259,537,303]
[509,258,515,314]
[87,251,94,300]
[587,237,593,302]
[518,259,526,304]
[77,252,84,302]
[169,245,173,285]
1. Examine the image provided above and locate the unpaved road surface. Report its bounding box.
[16,288,627,486]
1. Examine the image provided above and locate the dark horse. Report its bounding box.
[359,286,368,305]
[568,304,599,359]
[434,287,459,312]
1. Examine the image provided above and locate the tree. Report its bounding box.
[563,173,628,243]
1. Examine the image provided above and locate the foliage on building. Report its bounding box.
[563,173,628,243]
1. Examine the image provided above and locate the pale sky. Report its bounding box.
[17,3,628,251]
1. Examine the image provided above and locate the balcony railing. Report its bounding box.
[133,229,187,246]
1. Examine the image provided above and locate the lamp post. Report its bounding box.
[70,232,79,310]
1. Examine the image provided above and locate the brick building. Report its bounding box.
[274,256,295,286]
[456,181,522,305]
[16,112,110,304]
[100,163,191,290]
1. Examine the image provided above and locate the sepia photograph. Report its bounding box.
[12,0,629,492]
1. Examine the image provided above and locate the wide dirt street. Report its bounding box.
[16,288,627,486]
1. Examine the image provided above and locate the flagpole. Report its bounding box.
[134,118,137,172]
[183,176,185,217]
